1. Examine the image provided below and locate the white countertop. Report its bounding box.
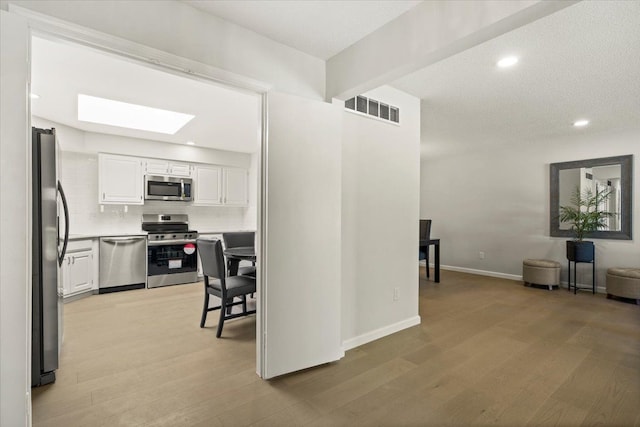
[197,229,255,235]
[69,230,254,240]
[68,232,147,240]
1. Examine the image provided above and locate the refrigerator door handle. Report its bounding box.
[57,181,69,267]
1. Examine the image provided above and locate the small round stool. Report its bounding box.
[606,268,640,305]
[523,259,560,290]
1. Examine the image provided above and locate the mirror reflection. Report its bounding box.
[558,165,621,231]
[550,155,632,240]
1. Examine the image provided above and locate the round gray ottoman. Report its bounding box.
[606,268,640,304]
[523,259,561,290]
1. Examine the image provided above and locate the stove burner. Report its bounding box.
[142,214,198,242]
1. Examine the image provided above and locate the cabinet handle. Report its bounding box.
[72,257,75,265]
[102,192,105,200]
[67,257,71,265]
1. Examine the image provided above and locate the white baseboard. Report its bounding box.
[421,261,607,294]
[438,264,522,282]
[342,315,421,351]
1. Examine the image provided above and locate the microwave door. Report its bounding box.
[145,176,192,201]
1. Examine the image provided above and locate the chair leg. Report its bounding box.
[242,295,247,314]
[200,293,209,328]
[426,249,430,278]
[216,302,226,338]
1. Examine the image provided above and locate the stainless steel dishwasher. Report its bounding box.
[99,236,147,293]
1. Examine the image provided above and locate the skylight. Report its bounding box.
[77,94,194,134]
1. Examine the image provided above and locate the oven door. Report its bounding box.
[147,241,198,288]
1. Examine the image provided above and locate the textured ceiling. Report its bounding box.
[183,0,422,60]
[391,1,640,156]
[30,1,640,158]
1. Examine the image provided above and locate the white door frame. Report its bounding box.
[9,4,272,378]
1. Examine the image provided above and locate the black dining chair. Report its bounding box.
[197,239,256,338]
[419,219,432,278]
[222,231,256,278]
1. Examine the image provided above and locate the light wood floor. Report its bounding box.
[32,270,640,426]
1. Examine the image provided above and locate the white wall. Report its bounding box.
[420,127,640,287]
[33,117,251,167]
[339,86,421,349]
[0,10,30,426]
[263,92,343,377]
[3,0,325,100]
[31,118,257,235]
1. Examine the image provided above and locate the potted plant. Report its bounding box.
[559,186,613,262]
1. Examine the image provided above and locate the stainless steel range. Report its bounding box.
[142,214,199,288]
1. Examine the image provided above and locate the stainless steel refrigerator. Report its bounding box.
[32,127,69,387]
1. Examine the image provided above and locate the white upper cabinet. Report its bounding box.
[99,153,247,206]
[144,159,170,175]
[98,154,143,204]
[169,163,191,177]
[193,165,223,205]
[223,168,249,206]
[144,159,191,177]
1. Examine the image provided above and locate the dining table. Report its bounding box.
[223,246,256,276]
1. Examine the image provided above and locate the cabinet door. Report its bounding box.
[68,251,93,294]
[99,154,143,204]
[223,168,249,206]
[194,166,222,205]
[62,250,93,296]
[169,163,191,177]
[145,160,169,175]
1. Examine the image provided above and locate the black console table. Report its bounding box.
[567,256,595,294]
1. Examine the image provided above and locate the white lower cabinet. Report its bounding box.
[61,240,96,298]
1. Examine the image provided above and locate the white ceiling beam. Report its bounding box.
[326,0,579,101]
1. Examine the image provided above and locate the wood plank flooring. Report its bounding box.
[32,270,640,426]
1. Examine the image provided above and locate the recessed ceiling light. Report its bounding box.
[77,94,194,134]
[186,141,195,146]
[497,56,519,68]
[573,119,590,127]
[30,93,40,99]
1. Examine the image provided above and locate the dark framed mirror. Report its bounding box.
[550,155,633,240]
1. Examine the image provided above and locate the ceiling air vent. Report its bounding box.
[345,95,400,124]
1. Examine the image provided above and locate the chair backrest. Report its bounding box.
[419,219,432,241]
[222,231,255,249]
[197,239,226,280]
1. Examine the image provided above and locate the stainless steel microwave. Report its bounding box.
[144,175,193,201]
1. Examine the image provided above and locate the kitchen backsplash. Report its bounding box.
[60,151,256,235]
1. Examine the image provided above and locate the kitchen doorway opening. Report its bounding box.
[27,27,268,419]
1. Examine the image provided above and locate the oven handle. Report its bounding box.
[148,239,198,246]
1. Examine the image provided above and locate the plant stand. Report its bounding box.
[567,256,595,294]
